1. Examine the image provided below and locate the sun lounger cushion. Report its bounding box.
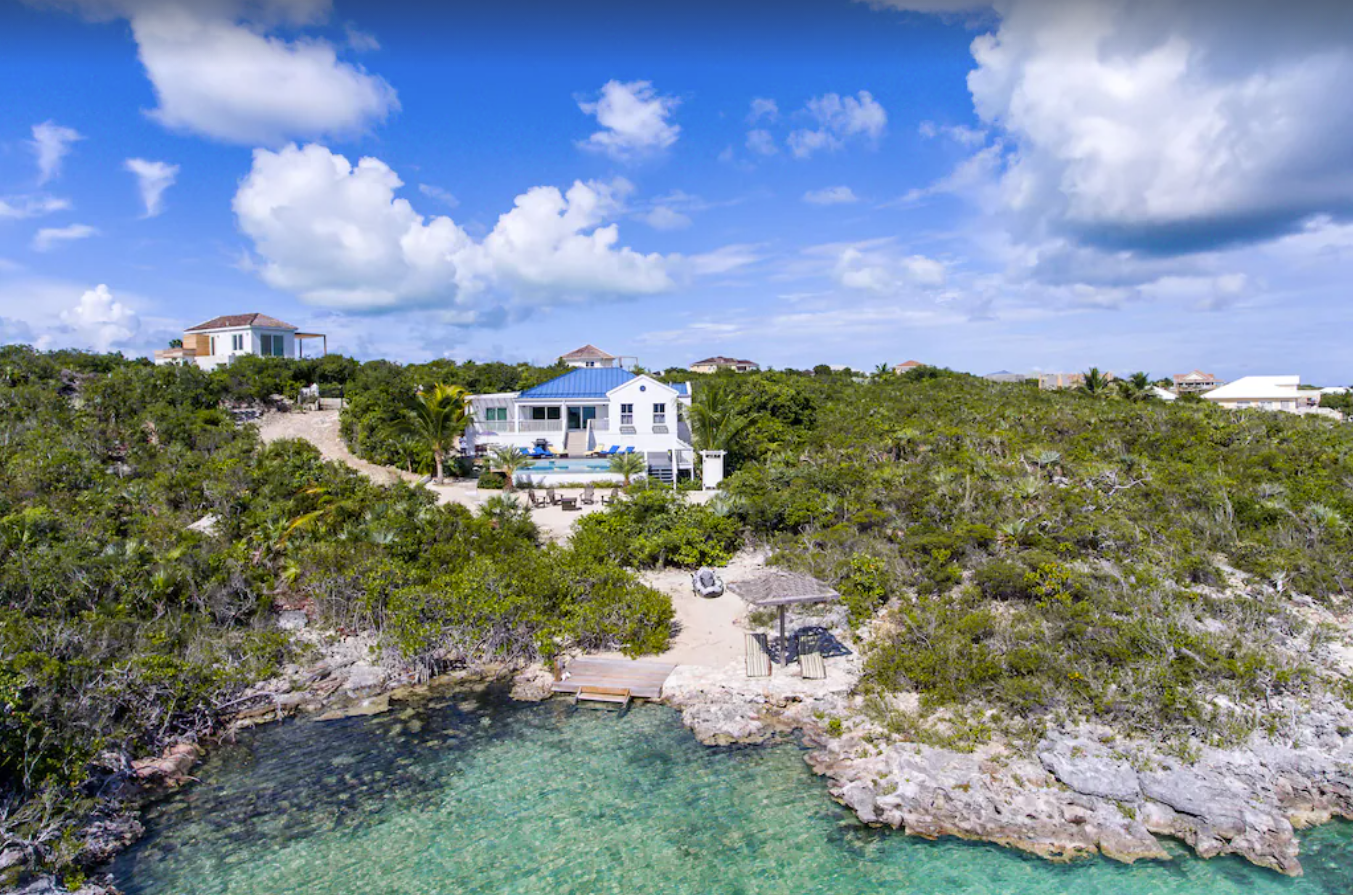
[745,633,771,678]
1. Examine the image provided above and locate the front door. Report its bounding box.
[566,406,597,430]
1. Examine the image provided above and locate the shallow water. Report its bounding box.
[112,687,1353,895]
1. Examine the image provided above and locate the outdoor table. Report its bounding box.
[560,497,579,511]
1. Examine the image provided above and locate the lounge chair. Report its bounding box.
[691,566,724,598]
[745,633,772,678]
[547,487,560,505]
[798,633,826,680]
[600,487,620,505]
[606,445,620,455]
[623,446,636,454]
[527,489,549,508]
[580,483,596,505]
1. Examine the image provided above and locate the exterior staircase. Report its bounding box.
[564,431,590,457]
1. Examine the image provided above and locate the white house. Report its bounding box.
[558,344,628,369]
[1201,375,1321,413]
[463,367,694,476]
[154,313,326,371]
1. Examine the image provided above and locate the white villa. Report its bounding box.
[1202,376,1321,413]
[154,313,326,371]
[464,367,694,478]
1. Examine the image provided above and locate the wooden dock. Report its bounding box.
[551,657,676,702]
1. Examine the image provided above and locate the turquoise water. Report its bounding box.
[524,459,615,472]
[111,687,1353,895]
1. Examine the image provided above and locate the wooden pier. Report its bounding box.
[551,657,676,704]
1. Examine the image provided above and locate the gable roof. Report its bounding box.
[186,313,296,332]
[559,344,615,361]
[1173,369,1217,382]
[1202,375,1302,401]
[518,368,637,399]
[894,359,923,368]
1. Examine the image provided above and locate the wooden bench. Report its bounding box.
[574,685,632,709]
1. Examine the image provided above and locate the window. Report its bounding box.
[259,333,285,357]
[530,407,562,421]
[653,402,666,424]
[585,361,595,367]
[231,333,244,352]
[620,403,634,425]
[484,407,507,422]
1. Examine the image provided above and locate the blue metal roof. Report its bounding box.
[518,367,636,399]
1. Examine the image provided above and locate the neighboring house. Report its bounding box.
[1173,369,1222,393]
[154,313,326,372]
[558,344,626,369]
[464,367,694,469]
[893,360,924,375]
[1201,376,1321,413]
[1150,386,1178,401]
[1039,372,1086,390]
[689,356,760,374]
[984,370,1030,384]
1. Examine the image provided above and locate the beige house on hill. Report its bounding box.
[1173,369,1222,393]
[689,356,760,374]
[893,360,924,374]
[154,313,326,372]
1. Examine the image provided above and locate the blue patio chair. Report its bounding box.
[624,446,636,454]
[607,445,620,455]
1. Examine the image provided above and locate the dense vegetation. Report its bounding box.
[0,347,669,883]
[709,368,1353,746]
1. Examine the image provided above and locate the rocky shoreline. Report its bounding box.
[18,608,1352,893]
[661,655,1353,877]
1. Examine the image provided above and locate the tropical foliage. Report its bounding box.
[0,346,670,881]
[707,368,1353,744]
[398,383,470,482]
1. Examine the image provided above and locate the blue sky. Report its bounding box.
[3,0,1353,382]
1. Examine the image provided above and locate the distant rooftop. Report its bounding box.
[186,313,297,332]
[1203,375,1302,401]
[692,356,757,366]
[559,344,615,361]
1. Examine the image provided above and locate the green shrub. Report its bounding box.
[477,471,506,489]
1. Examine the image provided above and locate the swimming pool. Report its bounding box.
[520,459,614,473]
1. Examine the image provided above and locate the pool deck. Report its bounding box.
[551,657,677,701]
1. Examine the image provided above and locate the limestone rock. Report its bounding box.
[1037,735,1141,801]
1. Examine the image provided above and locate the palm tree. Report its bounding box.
[1115,371,1153,401]
[1080,367,1112,396]
[686,384,752,453]
[609,451,646,487]
[489,445,531,492]
[397,383,470,483]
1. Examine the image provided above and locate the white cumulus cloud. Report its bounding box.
[233,143,675,315]
[788,91,887,158]
[59,283,140,351]
[124,158,179,217]
[745,129,777,156]
[804,186,860,205]
[0,195,71,219]
[32,223,98,252]
[872,0,1353,253]
[30,121,82,185]
[577,80,680,161]
[642,206,692,231]
[35,0,397,145]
